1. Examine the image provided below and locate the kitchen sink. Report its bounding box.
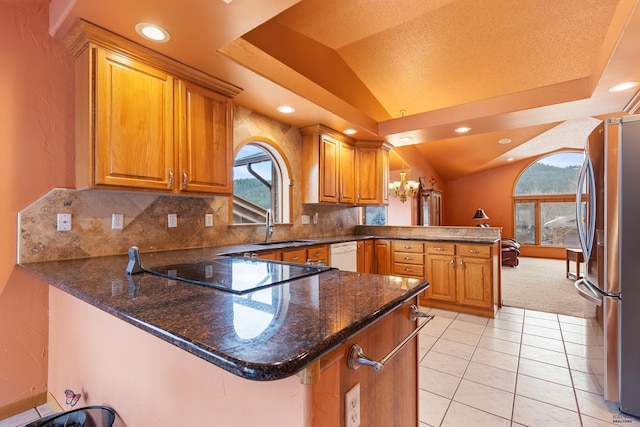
[254,239,318,246]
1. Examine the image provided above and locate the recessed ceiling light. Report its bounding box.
[399,136,413,143]
[135,23,170,42]
[344,129,357,135]
[455,126,471,133]
[277,105,295,114]
[609,81,639,92]
[498,138,512,144]
[507,158,514,162]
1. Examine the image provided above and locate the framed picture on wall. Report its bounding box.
[419,177,427,190]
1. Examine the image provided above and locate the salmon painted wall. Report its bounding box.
[442,160,524,236]
[0,0,75,414]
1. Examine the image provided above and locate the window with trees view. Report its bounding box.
[232,142,291,224]
[514,152,584,246]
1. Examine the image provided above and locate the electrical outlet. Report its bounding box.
[345,383,360,427]
[112,213,124,230]
[168,213,178,228]
[313,212,319,224]
[205,214,213,227]
[301,215,310,225]
[57,213,72,231]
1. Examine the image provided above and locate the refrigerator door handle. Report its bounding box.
[574,278,603,306]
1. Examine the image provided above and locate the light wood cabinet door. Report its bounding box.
[456,256,493,308]
[280,248,307,264]
[357,240,375,273]
[426,253,457,302]
[306,245,328,265]
[179,81,232,194]
[319,135,340,203]
[374,240,392,275]
[95,48,175,190]
[355,145,390,205]
[339,141,356,204]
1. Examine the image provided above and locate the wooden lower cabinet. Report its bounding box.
[280,245,328,265]
[424,241,499,317]
[392,240,425,279]
[357,240,374,273]
[374,240,392,275]
[309,297,419,426]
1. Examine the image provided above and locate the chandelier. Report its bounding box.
[389,168,420,203]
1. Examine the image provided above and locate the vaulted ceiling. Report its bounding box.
[50,0,640,180]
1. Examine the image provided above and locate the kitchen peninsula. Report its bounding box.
[20,246,429,426]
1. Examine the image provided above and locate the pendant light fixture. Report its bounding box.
[389,163,420,203]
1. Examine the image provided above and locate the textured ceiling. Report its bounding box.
[271,0,617,117]
[50,0,640,180]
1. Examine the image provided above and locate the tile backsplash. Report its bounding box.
[18,188,358,263]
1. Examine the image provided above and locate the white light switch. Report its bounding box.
[205,214,213,227]
[168,213,177,228]
[57,213,72,231]
[301,215,310,225]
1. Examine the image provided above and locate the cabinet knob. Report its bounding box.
[403,256,414,260]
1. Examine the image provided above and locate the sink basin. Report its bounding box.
[254,239,318,246]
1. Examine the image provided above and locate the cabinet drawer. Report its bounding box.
[393,252,424,265]
[307,245,328,263]
[393,241,424,253]
[393,263,425,278]
[281,249,307,264]
[426,243,455,255]
[457,244,490,258]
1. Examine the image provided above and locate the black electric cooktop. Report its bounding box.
[147,257,332,295]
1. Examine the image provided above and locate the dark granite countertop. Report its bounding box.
[19,247,428,381]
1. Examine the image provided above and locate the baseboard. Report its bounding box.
[0,392,47,420]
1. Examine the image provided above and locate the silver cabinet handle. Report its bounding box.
[168,169,174,189]
[403,256,414,260]
[459,260,464,270]
[291,256,299,261]
[403,267,413,272]
[403,245,414,249]
[450,258,455,268]
[434,247,446,251]
[468,249,480,254]
[348,305,434,371]
[182,170,188,190]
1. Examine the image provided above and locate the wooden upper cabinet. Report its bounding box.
[302,125,356,204]
[94,48,175,190]
[356,142,391,205]
[65,20,240,194]
[179,81,233,194]
[301,125,391,205]
[338,141,356,204]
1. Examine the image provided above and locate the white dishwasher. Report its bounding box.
[329,241,358,272]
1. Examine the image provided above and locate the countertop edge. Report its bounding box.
[19,263,429,381]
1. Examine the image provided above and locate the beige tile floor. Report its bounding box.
[3,306,640,426]
[418,305,640,426]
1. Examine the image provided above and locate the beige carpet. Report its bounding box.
[501,257,597,318]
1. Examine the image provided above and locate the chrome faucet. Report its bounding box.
[265,209,274,242]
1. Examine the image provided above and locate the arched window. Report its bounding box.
[514,151,584,246]
[232,140,291,224]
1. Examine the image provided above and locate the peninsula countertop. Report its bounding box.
[19,247,429,381]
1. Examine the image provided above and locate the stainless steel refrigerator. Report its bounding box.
[575,116,640,418]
